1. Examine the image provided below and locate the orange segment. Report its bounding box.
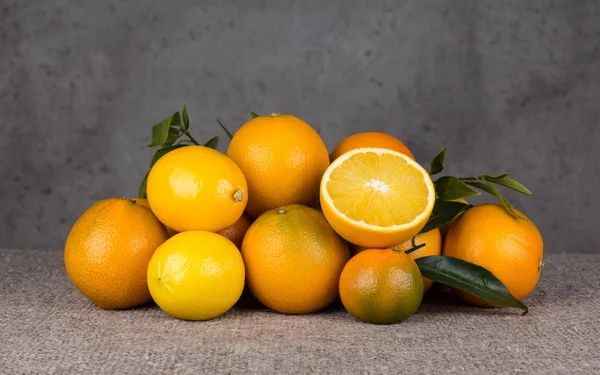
[320,147,435,248]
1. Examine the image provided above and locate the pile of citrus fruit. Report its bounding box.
[64,106,544,324]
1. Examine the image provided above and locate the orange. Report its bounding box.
[443,203,544,306]
[320,147,435,248]
[147,231,245,320]
[339,249,423,324]
[393,229,442,293]
[147,146,248,233]
[227,114,329,218]
[131,197,152,209]
[348,229,441,293]
[241,204,350,314]
[330,131,414,161]
[64,198,168,309]
[131,198,178,237]
[439,198,468,240]
[216,214,253,249]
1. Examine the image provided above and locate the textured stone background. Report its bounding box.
[1,0,598,251]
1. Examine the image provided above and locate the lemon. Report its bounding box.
[147,231,245,320]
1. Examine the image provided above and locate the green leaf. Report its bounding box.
[419,199,470,233]
[170,111,182,127]
[250,110,260,118]
[483,175,532,196]
[138,171,149,198]
[165,127,181,145]
[204,136,219,149]
[415,256,528,314]
[148,115,173,147]
[483,173,508,179]
[182,103,190,131]
[216,119,234,140]
[403,243,426,255]
[429,148,446,175]
[435,176,481,200]
[464,180,521,218]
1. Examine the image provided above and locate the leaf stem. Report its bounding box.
[404,243,426,255]
[458,176,480,181]
[216,119,234,140]
[184,131,200,145]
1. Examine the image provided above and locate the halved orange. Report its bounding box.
[320,147,435,248]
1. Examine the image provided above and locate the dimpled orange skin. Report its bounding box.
[339,249,424,324]
[64,198,169,309]
[241,205,350,314]
[147,146,248,233]
[330,132,415,162]
[443,203,544,306]
[226,115,330,218]
[216,214,253,249]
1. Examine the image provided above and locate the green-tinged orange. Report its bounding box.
[339,249,423,324]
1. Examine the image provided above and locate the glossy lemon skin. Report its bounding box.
[147,146,248,233]
[147,231,245,321]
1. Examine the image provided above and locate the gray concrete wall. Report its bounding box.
[1,0,599,252]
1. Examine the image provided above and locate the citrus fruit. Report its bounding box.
[216,214,253,249]
[226,114,329,218]
[442,203,544,305]
[439,198,468,240]
[393,229,442,293]
[64,198,168,309]
[339,249,423,324]
[330,131,414,161]
[131,197,151,209]
[131,198,178,237]
[147,146,248,233]
[241,204,350,314]
[147,231,245,320]
[320,147,435,248]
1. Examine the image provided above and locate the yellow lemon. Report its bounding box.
[147,146,248,233]
[147,231,245,320]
